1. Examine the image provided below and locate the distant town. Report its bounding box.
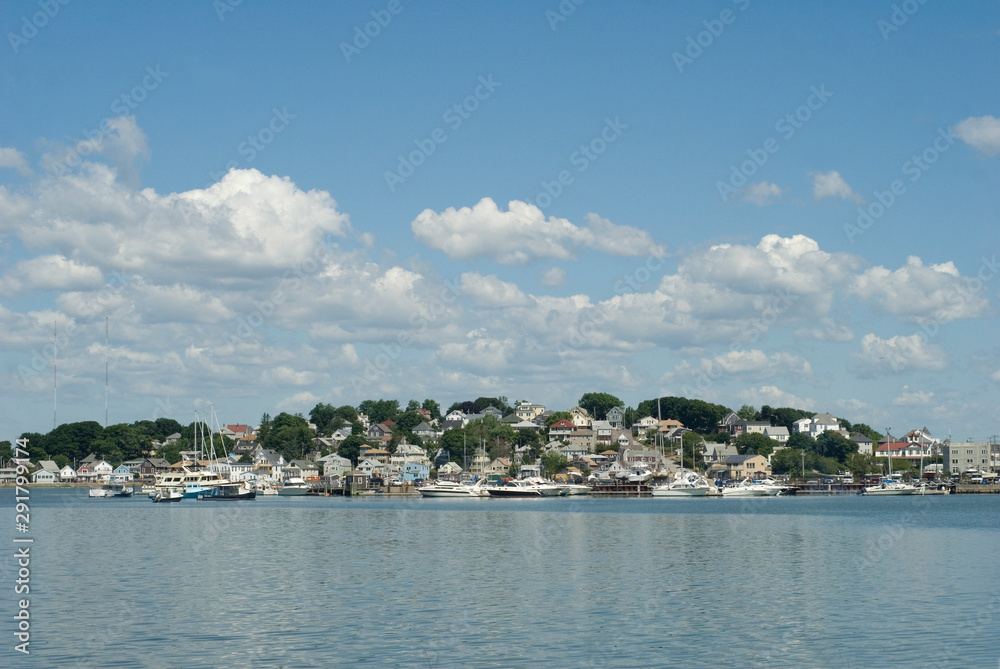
[5,393,998,489]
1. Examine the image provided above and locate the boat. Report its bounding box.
[417,480,490,498]
[862,477,917,495]
[721,478,770,497]
[486,479,550,497]
[151,487,184,503]
[277,476,309,496]
[202,482,256,501]
[521,476,566,496]
[559,483,592,496]
[651,470,711,497]
[88,481,133,498]
[153,467,231,499]
[627,469,654,483]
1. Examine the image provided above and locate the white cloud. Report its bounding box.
[664,349,811,382]
[796,317,854,342]
[0,148,32,176]
[741,181,782,205]
[737,385,814,410]
[891,385,934,406]
[853,333,948,376]
[459,272,530,308]
[411,197,665,264]
[811,170,863,204]
[540,267,567,287]
[276,391,321,412]
[952,115,1000,156]
[0,255,104,296]
[850,256,989,323]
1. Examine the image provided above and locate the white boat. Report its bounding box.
[153,467,230,499]
[278,477,309,496]
[486,478,561,497]
[89,482,133,498]
[627,469,654,483]
[417,480,489,498]
[651,470,711,497]
[863,477,917,495]
[559,483,592,496]
[721,478,770,497]
[521,477,566,496]
[151,486,184,503]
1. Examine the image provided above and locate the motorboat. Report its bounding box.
[416,480,489,498]
[202,482,256,501]
[486,479,551,497]
[862,477,917,495]
[721,479,770,497]
[151,487,184,503]
[651,470,711,497]
[89,482,133,498]
[521,477,566,496]
[153,467,230,499]
[277,477,310,496]
[627,469,654,483]
[559,483,592,496]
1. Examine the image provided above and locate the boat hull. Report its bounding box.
[277,487,309,496]
[651,487,710,497]
[487,489,542,497]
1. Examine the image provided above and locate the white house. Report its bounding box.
[91,460,114,482]
[31,467,58,484]
[317,453,353,478]
[59,465,77,482]
[764,426,789,443]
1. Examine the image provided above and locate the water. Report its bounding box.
[2,489,999,668]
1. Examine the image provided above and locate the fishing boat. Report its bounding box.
[202,482,256,501]
[151,487,183,503]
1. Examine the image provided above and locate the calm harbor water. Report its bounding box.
[2,489,999,668]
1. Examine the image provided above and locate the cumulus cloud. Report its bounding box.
[0,255,104,296]
[737,385,814,410]
[664,349,811,382]
[850,256,989,323]
[0,148,32,176]
[853,333,948,376]
[41,116,150,188]
[459,272,530,308]
[741,181,782,205]
[411,197,665,264]
[796,317,854,342]
[811,170,863,204]
[892,385,934,406]
[540,267,567,287]
[952,115,1000,156]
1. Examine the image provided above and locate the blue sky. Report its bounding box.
[1,0,998,441]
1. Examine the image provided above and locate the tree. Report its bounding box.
[266,413,315,461]
[357,399,400,424]
[681,431,705,469]
[786,432,815,452]
[338,435,368,466]
[309,403,338,435]
[421,399,441,420]
[734,432,777,458]
[850,423,882,443]
[845,452,874,480]
[736,404,760,421]
[238,452,253,464]
[578,392,623,421]
[770,448,803,476]
[541,451,568,478]
[474,396,510,414]
[759,406,814,432]
[815,431,857,462]
[635,396,731,433]
[545,411,573,427]
[395,410,424,433]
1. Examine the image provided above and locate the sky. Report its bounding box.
[1,0,998,442]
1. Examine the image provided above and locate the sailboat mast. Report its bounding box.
[53,320,57,429]
[104,315,109,428]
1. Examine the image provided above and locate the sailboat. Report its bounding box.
[651,399,711,497]
[863,430,916,495]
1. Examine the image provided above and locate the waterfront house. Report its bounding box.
[520,463,542,478]
[360,447,390,465]
[702,443,737,466]
[402,461,429,482]
[942,442,990,474]
[437,461,463,479]
[317,453,353,478]
[486,458,511,477]
[0,462,17,483]
[721,454,771,480]
[620,446,661,471]
[76,463,97,483]
[469,448,490,477]
[291,459,320,480]
[31,463,58,484]
[356,458,383,478]
[59,465,77,482]
[112,464,134,482]
[92,460,114,482]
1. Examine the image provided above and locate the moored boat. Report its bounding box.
[417,479,489,498]
[151,487,184,503]
[202,482,256,501]
[89,482,133,498]
[651,470,711,497]
[862,477,917,495]
[278,476,309,496]
[153,467,230,499]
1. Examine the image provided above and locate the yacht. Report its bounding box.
[277,477,310,496]
[651,470,711,497]
[203,482,257,501]
[487,479,553,498]
[88,482,133,498]
[721,478,770,497]
[153,467,230,499]
[151,487,184,503]
[417,480,490,498]
[559,482,592,496]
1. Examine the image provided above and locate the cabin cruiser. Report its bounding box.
[203,482,257,501]
[417,479,490,498]
[277,476,310,496]
[153,467,230,499]
[487,478,564,497]
[89,482,133,498]
[151,487,183,503]
[651,470,711,497]
[721,478,770,497]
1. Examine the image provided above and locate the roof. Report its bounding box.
[812,413,839,424]
[550,419,575,429]
[723,454,760,464]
